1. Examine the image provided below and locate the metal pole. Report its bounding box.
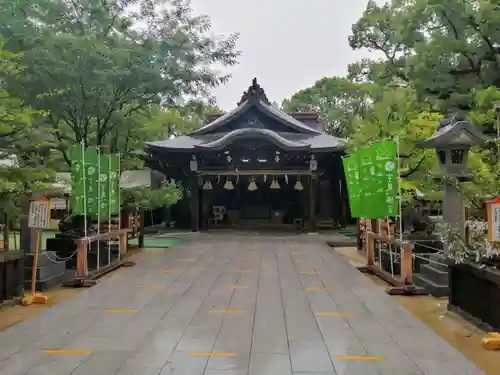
[396,136,403,244]
[97,147,101,271]
[81,141,88,238]
[108,152,111,267]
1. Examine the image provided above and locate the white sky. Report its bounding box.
[190,0,376,110]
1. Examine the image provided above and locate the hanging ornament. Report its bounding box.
[217,175,220,184]
[248,177,258,191]
[202,180,213,190]
[294,176,304,191]
[263,174,267,183]
[224,178,234,190]
[284,174,288,184]
[270,177,281,189]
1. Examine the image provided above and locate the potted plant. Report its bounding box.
[436,219,500,330]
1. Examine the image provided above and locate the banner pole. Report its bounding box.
[81,140,88,238]
[97,147,101,271]
[396,136,404,244]
[118,153,121,231]
[108,153,111,267]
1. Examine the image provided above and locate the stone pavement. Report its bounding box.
[0,235,485,375]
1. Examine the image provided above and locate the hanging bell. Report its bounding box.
[202,180,213,190]
[248,177,258,191]
[294,178,304,191]
[224,178,234,190]
[270,177,280,189]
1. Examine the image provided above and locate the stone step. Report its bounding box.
[24,261,65,281]
[427,253,449,272]
[413,274,449,298]
[420,263,449,286]
[24,271,66,292]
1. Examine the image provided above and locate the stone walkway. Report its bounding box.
[0,235,485,375]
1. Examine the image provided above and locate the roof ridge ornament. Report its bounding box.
[237,77,270,105]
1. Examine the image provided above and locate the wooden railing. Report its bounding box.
[76,228,132,279]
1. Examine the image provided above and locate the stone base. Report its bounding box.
[24,252,67,292]
[414,253,450,297]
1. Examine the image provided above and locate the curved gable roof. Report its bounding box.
[191,78,322,136]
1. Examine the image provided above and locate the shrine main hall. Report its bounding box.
[145,79,349,232]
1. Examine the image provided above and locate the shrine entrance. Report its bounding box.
[199,172,309,231]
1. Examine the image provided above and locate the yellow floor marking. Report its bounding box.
[315,312,352,317]
[103,309,138,313]
[43,350,91,355]
[333,355,384,361]
[306,287,334,291]
[224,285,248,289]
[233,269,250,273]
[163,269,184,273]
[208,309,244,313]
[189,352,236,357]
[300,271,318,275]
[138,285,167,289]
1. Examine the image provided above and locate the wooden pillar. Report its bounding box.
[138,205,145,248]
[201,190,210,230]
[308,175,317,232]
[190,175,199,232]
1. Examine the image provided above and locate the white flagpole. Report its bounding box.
[118,153,121,231]
[97,147,101,271]
[108,153,111,266]
[81,140,88,238]
[396,136,404,244]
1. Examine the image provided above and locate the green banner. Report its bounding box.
[342,155,362,218]
[358,146,377,218]
[343,140,399,219]
[84,148,99,217]
[98,154,109,219]
[70,144,85,215]
[108,154,120,215]
[371,140,398,217]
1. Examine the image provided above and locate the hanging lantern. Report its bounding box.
[294,177,304,191]
[270,177,280,189]
[202,180,213,190]
[248,177,258,191]
[224,178,234,190]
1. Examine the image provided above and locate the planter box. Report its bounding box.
[449,262,500,331]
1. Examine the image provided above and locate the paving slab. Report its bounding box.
[0,235,486,375]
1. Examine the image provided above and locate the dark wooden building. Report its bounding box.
[144,79,348,232]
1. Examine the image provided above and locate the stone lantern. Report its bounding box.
[417,114,491,255]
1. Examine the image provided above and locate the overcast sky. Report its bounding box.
[190,0,375,110]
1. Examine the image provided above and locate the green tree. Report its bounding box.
[348,85,440,194]
[0,0,239,163]
[349,0,500,114]
[0,41,54,248]
[282,77,372,137]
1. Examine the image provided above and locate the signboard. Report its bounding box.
[108,154,121,215]
[28,199,51,229]
[487,198,500,242]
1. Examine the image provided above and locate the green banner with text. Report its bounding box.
[342,155,362,218]
[343,140,399,219]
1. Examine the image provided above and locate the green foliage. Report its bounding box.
[282,77,372,137]
[0,0,239,163]
[122,179,183,210]
[0,41,54,218]
[349,0,500,113]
